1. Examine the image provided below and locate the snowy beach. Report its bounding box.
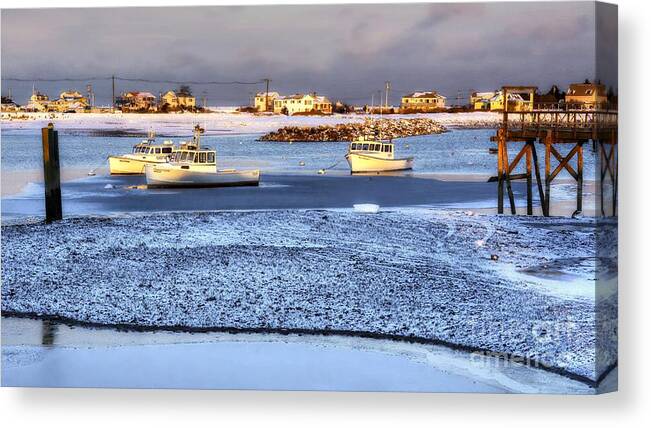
[1,209,617,387]
[1,111,501,136]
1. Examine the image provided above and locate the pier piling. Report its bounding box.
[41,123,62,222]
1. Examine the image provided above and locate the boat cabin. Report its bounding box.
[349,141,394,154]
[132,143,174,155]
[170,149,216,165]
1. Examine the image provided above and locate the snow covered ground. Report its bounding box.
[1,111,500,136]
[0,208,618,386]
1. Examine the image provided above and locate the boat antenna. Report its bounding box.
[193,124,204,149]
[378,89,383,141]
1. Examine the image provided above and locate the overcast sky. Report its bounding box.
[1,2,616,106]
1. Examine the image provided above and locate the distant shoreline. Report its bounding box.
[1,111,502,136]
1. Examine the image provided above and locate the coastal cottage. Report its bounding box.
[51,90,89,112]
[26,90,50,112]
[1,96,19,112]
[565,82,607,109]
[489,92,532,112]
[119,91,158,112]
[273,93,333,115]
[254,91,279,112]
[161,90,196,111]
[533,85,564,107]
[400,92,446,113]
[469,91,497,110]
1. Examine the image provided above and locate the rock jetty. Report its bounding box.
[259,118,446,142]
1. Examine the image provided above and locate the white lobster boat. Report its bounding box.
[108,131,175,175]
[345,136,413,173]
[145,125,260,188]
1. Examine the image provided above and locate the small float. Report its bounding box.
[144,125,260,188]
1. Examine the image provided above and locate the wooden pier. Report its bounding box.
[491,86,618,217]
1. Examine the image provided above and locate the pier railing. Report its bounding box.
[505,105,618,141]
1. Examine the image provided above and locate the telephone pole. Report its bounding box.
[385,81,390,111]
[262,78,271,111]
[111,75,115,113]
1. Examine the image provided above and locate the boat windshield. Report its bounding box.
[350,142,392,153]
[171,150,216,164]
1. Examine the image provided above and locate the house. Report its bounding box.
[470,91,497,110]
[51,90,89,112]
[26,90,50,112]
[161,90,196,111]
[489,92,532,112]
[565,82,607,108]
[254,92,279,112]
[533,85,564,107]
[118,91,157,112]
[1,96,19,112]
[273,93,332,115]
[400,91,446,112]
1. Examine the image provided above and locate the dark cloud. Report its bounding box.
[1,2,605,106]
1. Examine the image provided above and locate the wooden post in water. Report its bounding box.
[41,123,62,222]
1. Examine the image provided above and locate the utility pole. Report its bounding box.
[86,84,94,108]
[111,75,115,113]
[263,78,271,111]
[385,81,390,111]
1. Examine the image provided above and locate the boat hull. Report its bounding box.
[145,164,260,188]
[346,153,414,173]
[108,156,168,175]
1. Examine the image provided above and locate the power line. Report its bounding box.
[3,77,112,82]
[114,77,263,85]
[2,76,264,85]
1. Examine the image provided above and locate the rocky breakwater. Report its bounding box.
[259,118,447,142]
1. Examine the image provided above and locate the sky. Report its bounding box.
[1,2,617,106]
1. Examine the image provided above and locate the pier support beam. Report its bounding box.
[494,130,541,215]
[599,131,618,216]
[577,142,584,213]
[497,130,504,214]
[526,143,533,215]
[544,132,552,216]
[41,123,62,223]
